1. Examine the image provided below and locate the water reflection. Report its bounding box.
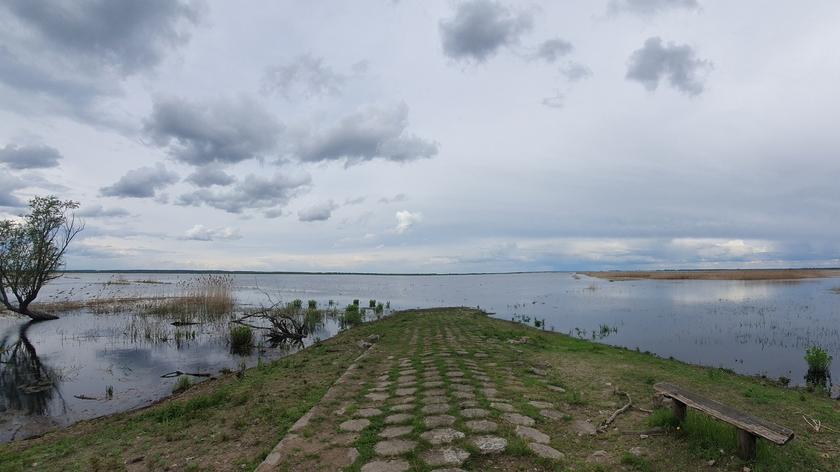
[0,321,63,416]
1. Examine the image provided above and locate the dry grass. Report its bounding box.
[145,275,235,323]
[584,268,840,281]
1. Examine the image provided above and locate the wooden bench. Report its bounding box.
[654,382,794,460]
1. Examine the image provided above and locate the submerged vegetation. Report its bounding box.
[804,346,832,392]
[144,275,235,324]
[229,325,254,355]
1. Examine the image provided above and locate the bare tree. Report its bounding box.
[0,196,83,321]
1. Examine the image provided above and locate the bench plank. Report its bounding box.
[654,382,794,445]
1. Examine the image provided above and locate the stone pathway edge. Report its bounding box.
[255,342,378,471]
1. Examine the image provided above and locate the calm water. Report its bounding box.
[2,272,839,441]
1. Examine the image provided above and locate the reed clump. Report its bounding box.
[229,325,254,355]
[145,275,235,323]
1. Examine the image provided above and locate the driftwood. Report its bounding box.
[803,414,840,434]
[232,304,309,346]
[598,388,632,432]
[160,371,212,378]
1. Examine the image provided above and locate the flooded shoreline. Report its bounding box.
[3,271,840,442]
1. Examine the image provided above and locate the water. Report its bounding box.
[2,272,839,441]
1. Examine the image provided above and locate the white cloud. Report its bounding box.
[182,224,242,241]
[395,210,422,234]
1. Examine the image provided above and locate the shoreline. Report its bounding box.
[583,268,840,281]
[2,308,838,471]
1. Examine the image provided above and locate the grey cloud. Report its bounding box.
[144,97,282,166]
[344,196,366,206]
[0,173,25,208]
[535,39,573,63]
[540,91,564,109]
[0,1,201,120]
[626,37,711,95]
[186,166,236,187]
[295,103,438,164]
[609,0,699,15]
[100,163,179,198]
[176,173,310,215]
[560,61,592,81]
[439,0,533,62]
[1,0,202,75]
[262,54,345,100]
[0,144,62,169]
[76,204,130,218]
[378,193,407,204]
[298,201,338,222]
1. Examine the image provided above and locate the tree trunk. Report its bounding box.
[18,305,59,321]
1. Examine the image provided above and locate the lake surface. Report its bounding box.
[2,271,839,442]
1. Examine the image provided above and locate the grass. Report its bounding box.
[2,308,839,471]
[145,275,235,323]
[172,376,192,394]
[228,325,254,355]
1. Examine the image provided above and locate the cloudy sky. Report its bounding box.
[1,0,839,272]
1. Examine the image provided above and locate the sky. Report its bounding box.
[1,0,839,273]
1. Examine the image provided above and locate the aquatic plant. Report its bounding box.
[292,299,303,309]
[342,304,363,326]
[806,346,832,372]
[804,346,832,392]
[369,299,376,308]
[307,299,317,309]
[229,325,254,355]
[375,302,384,315]
[172,376,191,394]
[145,274,235,323]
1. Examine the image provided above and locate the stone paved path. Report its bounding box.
[259,309,577,470]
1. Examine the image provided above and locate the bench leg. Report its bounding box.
[737,429,757,460]
[671,399,687,422]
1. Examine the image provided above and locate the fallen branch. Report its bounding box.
[598,389,632,432]
[803,414,840,434]
[160,370,212,378]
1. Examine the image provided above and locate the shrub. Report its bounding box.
[229,325,254,354]
[805,346,832,373]
[292,299,303,309]
[342,304,363,326]
[375,302,384,314]
[805,346,832,391]
[369,299,376,308]
[307,299,317,309]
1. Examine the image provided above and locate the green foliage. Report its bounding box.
[368,299,376,308]
[307,299,317,309]
[375,302,384,314]
[229,325,254,354]
[648,408,680,429]
[805,346,832,373]
[0,196,82,318]
[292,299,303,309]
[342,304,363,326]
